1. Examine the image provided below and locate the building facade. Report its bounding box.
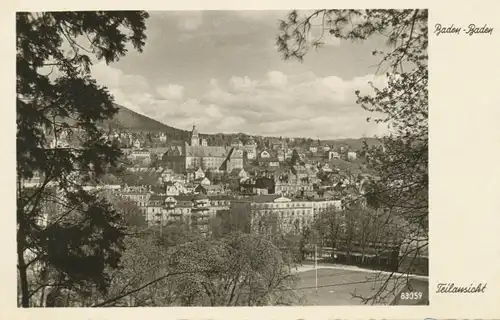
[230,195,342,235]
[144,194,234,227]
[347,151,357,161]
[241,139,257,160]
[161,125,243,174]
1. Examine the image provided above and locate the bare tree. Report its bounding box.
[157,233,300,306]
[276,9,428,304]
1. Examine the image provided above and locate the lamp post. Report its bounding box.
[311,228,319,293]
[315,242,318,293]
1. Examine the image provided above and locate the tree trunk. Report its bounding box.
[39,287,46,307]
[17,174,30,308]
[17,235,30,307]
[38,264,49,307]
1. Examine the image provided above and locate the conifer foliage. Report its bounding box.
[16,11,149,307]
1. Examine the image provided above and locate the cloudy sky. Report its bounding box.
[90,11,391,139]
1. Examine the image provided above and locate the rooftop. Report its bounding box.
[258,157,280,162]
[149,194,167,201]
[193,194,209,201]
[207,195,235,201]
[173,195,194,202]
[240,194,281,203]
[185,145,228,157]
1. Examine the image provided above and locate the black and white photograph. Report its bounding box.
[16,9,429,307]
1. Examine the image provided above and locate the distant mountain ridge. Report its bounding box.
[105,105,381,149]
[102,104,187,134]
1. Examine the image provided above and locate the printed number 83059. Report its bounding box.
[401,292,423,300]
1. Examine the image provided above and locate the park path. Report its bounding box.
[292,263,429,281]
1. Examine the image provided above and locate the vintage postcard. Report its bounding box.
[2,0,500,319]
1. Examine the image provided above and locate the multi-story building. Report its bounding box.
[133,138,141,149]
[347,151,357,161]
[274,181,314,196]
[208,195,232,209]
[328,151,340,160]
[241,139,257,160]
[203,184,227,195]
[146,194,168,224]
[120,185,151,215]
[165,182,184,196]
[191,194,211,233]
[259,150,271,159]
[230,195,342,234]
[222,148,244,172]
[240,176,275,195]
[128,149,151,162]
[257,157,280,167]
[161,125,243,174]
[277,150,285,162]
[159,132,167,143]
[144,194,234,227]
[171,195,193,223]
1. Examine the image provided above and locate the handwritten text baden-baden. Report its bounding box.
[434,23,494,36]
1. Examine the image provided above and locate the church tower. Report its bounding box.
[190,125,199,146]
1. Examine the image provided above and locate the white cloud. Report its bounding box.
[206,104,223,118]
[91,61,151,115]
[217,116,246,132]
[266,70,288,89]
[229,76,258,91]
[157,84,185,100]
[201,71,389,138]
[89,61,389,138]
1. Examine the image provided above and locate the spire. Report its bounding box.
[190,123,199,146]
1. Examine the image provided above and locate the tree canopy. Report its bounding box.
[165,232,299,306]
[16,11,149,307]
[277,9,428,303]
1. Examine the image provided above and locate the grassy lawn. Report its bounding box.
[295,268,426,306]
